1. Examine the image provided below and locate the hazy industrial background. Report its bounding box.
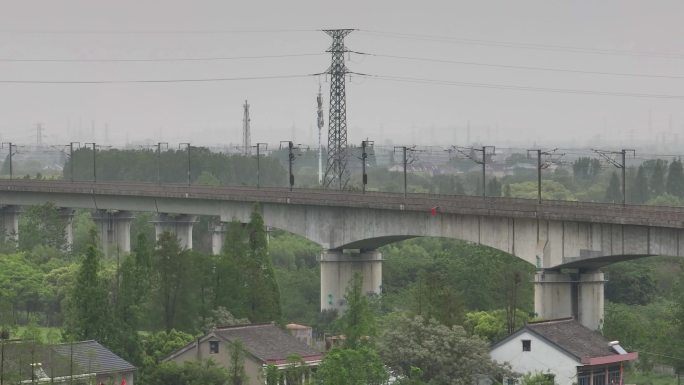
[1,0,683,150]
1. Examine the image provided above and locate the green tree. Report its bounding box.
[666,158,684,198]
[411,264,464,327]
[339,274,376,349]
[153,231,189,331]
[63,235,115,345]
[200,307,249,333]
[671,273,684,377]
[604,172,621,203]
[244,207,282,323]
[18,202,66,252]
[486,177,502,197]
[630,165,649,204]
[520,372,555,385]
[650,159,667,197]
[227,340,249,385]
[144,360,230,385]
[464,311,505,342]
[141,329,195,366]
[378,314,508,385]
[214,220,249,315]
[604,261,656,305]
[647,193,681,206]
[508,181,575,201]
[315,346,388,385]
[112,233,153,364]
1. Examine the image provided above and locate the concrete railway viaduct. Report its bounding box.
[1,179,683,331]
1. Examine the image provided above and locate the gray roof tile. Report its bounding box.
[527,319,615,359]
[52,340,135,375]
[215,323,321,363]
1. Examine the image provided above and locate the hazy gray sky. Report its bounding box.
[2,0,684,149]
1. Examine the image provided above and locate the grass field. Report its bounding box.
[11,326,64,342]
[624,370,680,385]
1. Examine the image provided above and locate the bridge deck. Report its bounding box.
[0,180,682,229]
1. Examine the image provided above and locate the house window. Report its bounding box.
[608,366,621,385]
[522,339,531,352]
[577,372,590,385]
[592,370,606,385]
[209,341,219,354]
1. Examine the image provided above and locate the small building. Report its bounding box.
[0,339,135,385]
[490,318,637,385]
[165,323,323,385]
[285,323,313,347]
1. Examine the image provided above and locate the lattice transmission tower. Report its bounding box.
[242,100,251,155]
[322,29,354,189]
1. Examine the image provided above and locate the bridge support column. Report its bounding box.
[59,208,75,251]
[534,269,605,330]
[92,210,134,257]
[153,214,197,250]
[320,250,383,312]
[211,223,226,255]
[0,205,19,244]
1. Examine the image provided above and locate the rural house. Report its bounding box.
[490,318,637,385]
[164,323,323,385]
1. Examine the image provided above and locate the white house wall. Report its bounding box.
[490,331,579,385]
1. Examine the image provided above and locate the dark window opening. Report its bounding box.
[209,340,219,354]
[522,339,531,352]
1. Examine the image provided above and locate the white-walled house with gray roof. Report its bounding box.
[490,318,637,385]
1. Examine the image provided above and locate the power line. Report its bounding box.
[0,53,324,63]
[359,29,684,60]
[0,28,319,35]
[0,74,316,84]
[357,73,684,100]
[358,52,684,80]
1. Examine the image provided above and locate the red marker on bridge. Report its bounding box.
[430,206,439,216]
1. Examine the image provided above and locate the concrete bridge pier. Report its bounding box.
[59,208,75,251]
[153,214,197,250]
[211,223,226,255]
[534,269,605,330]
[320,250,383,312]
[0,205,19,244]
[92,210,134,257]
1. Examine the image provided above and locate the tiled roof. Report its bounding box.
[0,340,134,380]
[52,340,136,375]
[214,323,321,363]
[527,319,615,359]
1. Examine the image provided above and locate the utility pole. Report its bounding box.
[593,148,635,205]
[280,141,301,191]
[242,100,251,155]
[253,143,267,188]
[179,143,191,185]
[449,145,495,198]
[156,142,168,184]
[323,29,355,190]
[361,139,374,194]
[69,142,80,182]
[1,142,15,180]
[526,148,564,204]
[394,146,416,199]
[84,143,97,182]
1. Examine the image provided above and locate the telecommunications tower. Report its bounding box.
[322,29,354,189]
[242,100,251,155]
[317,85,325,185]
